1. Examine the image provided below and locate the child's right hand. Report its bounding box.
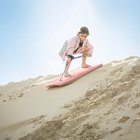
[83,46,89,51]
[67,57,72,62]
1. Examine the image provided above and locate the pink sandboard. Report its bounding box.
[46,64,103,88]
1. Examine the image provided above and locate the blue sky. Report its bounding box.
[0,0,140,85]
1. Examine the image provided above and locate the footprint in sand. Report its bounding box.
[2,99,7,102]
[136,112,140,116]
[132,104,140,109]
[132,117,140,125]
[110,126,122,133]
[136,92,140,97]
[118,116,130,123]
[18,92,25,97]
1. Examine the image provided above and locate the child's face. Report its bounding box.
[79,33,88,42]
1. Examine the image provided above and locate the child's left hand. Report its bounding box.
[83,46,89,52]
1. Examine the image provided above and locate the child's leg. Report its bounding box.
[63,57,72,77]
[81,53,91,68]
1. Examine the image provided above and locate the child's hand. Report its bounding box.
[82,46,89,55]
[83,46,89,52]
[76,46,89,53]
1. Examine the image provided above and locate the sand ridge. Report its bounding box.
[0,56,140,140]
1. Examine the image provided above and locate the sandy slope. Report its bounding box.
[0,56,140,140]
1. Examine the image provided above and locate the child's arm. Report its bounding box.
[82,40,93,56]
[66,37,78,56]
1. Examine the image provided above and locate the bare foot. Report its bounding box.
[81,64,91,68]
[63,73,72,77]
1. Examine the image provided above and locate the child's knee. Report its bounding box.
[66,57,72,63]
[67,55,74,60]
[66,55,74,62]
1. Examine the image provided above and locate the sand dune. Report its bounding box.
[0,56,140,140]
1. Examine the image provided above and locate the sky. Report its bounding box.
[0,0,140,85]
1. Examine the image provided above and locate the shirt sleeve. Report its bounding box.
[66,37,77,55]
